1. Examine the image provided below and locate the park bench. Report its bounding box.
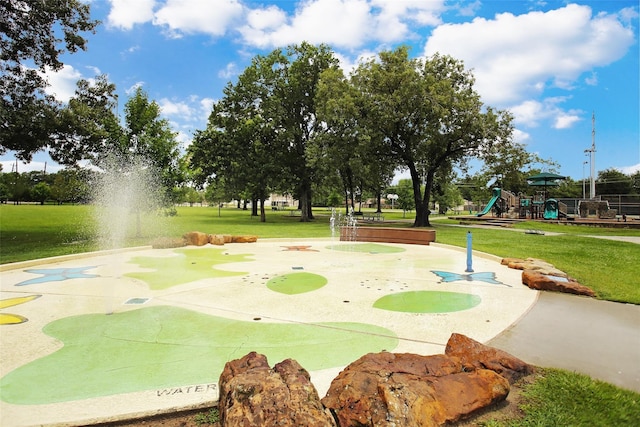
[364,212,384,222]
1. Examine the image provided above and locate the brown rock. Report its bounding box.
[231,235,258,243]
[182,231,209,246]
[322,351,509,426]
[445,333,533,384]
[501,257,567,277]
[223,234,233,243]
[218,352,335,427]
[209,234,225,245]
[522,270,596,297]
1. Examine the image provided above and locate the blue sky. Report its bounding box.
[2,0,638,182]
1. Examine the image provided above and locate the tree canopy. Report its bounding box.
[191,42,340,222]
[191,44,527,225]
[0,0,99,160]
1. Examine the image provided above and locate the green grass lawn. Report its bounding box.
[432,224,640,304]
[2,203,639,426]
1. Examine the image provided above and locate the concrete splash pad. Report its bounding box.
[0,239,536,427]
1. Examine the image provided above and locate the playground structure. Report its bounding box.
[476,173,570,220]
[476,187,567,220]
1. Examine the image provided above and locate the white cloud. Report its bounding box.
[239,0,445,50]
[335,50,377,76]
[246,5,287,30]
[43,65,84,102]
[510,97,584,129]
[199,97,215,119]
[218,62,239,80]
[159,96,215,125]
[175,130,192,146]
[154,0,243,37]
[619,163,640,175]
[584,72,598,86]
[553,113,581,129]
[510,100,545,127]
[121,45,141,57]
[240,0,373,49]
[125,82,145,95]
[512,128,530,145]
[107,0,156,30]
[159,98,193,118]
[105,0,446,51]
[371,0,444,41]
[456,0,481,18]
[424,4,635,105]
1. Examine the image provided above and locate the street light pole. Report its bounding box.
[582,160,588,199]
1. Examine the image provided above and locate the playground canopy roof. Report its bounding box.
[527,172,566,197]
[528,180,559,187]
[527,172,566,182]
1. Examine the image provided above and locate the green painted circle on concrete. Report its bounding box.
[373,291,481,313]
[267,272,328,295]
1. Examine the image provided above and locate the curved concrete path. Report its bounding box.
[488,291,640,393]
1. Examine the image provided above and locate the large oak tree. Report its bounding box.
[351,47,514,227]
[192,42,339,222]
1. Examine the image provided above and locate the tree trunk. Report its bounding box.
[260,199,266,222]
[414,170,434,227]
[299,192,310,222]
[343,191,349,215]
[376,191,382,213]
[299,183,314,222]
[409,165,432,228]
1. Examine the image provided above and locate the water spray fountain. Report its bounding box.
[92,154,165,314]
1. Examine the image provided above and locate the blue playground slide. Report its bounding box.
[477,188,501,217]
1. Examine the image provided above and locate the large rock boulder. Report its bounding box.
[501,257,567,277]
[218,352,336,427]
[522,270,596,297]
[321,352,509,426]
[182,231,209,246]
[502,257,596,297]
[445,333,533,384]
[209,234,226,245]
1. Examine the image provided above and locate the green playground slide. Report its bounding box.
[477,188,501,217]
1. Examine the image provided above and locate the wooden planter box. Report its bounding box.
[340,226,436,245]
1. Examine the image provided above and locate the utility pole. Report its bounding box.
[590,112,596,199]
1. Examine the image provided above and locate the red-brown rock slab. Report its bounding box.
[321,352,510,427]
[231,235,258,243]
[445,333,533,384]
[501,257,567,277]
[182,231,209,246]
[522,270,596,297]
[218,352,336,427]
[502,257,596,297]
